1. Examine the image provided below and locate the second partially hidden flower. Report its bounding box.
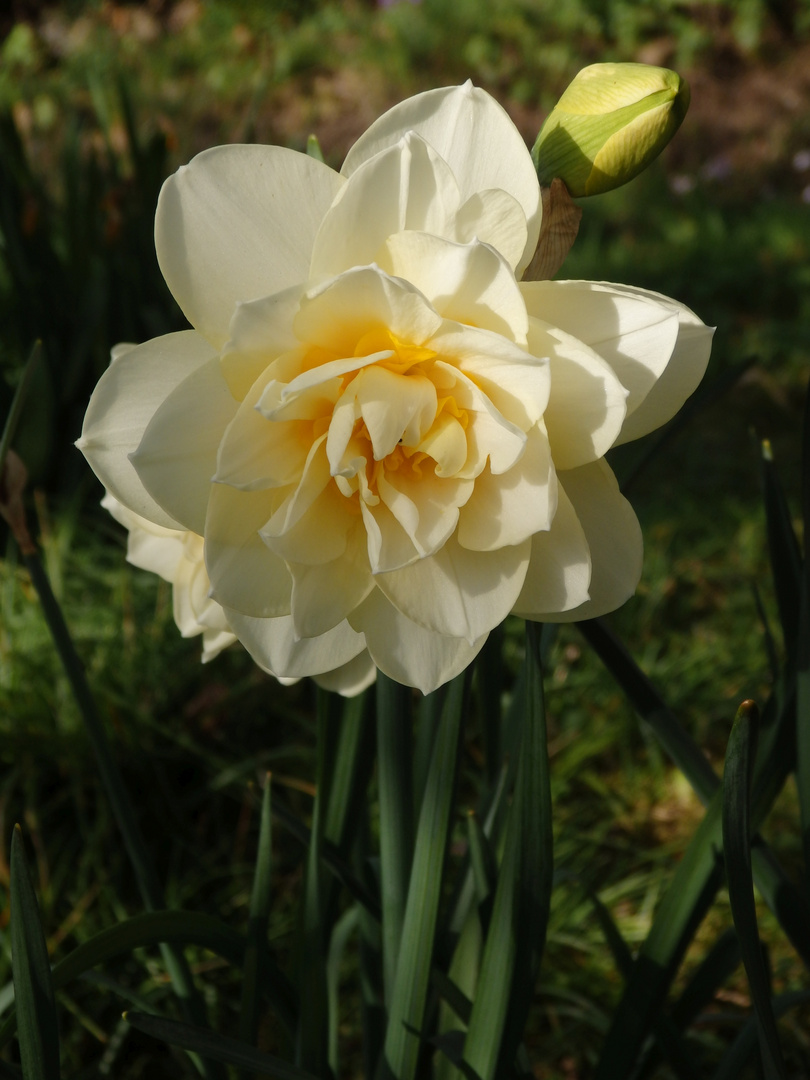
[78,82,712,693]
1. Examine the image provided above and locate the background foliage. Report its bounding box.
[2,1,810,1076]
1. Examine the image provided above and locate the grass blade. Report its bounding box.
[797,380,810,906]
[382,671,467,1080]
[577,618,718,803]
[722,699,786,1079]
[0,340,41,480]
[125,1011,320,1079]
[463,622,553,1080]
[376,673,414,1004]
[475,624,504,787]
[324,690,374,855]
[239,774,274,1069]
[18,545,225,1078]
[588,891,702,1080]
[761,440,802,661]
[295,690,330,1073]
[0,910,297,1052]
[594,790,725,1080]
[10,825,60,1080]
[327,905,359,1075]
[712,990,810,1080]
[581,617,810,968]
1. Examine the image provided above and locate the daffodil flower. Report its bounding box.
[79,83,712,693]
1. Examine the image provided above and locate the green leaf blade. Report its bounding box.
[722,699,787,1080]
[10,825,60,1080]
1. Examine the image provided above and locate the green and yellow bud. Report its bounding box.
[532,62,690,197]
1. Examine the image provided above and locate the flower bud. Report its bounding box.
[532,62,690,197]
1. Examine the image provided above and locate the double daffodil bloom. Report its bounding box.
[79,82,712,693]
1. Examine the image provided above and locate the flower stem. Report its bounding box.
[375,673,414,1005]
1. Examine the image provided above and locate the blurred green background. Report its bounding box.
[2,1,810,1075]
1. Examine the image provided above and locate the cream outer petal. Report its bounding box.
[156,144,344,349]
[224,608,368,681]
[312,650,377,696]
[379,232,529,344]
[205,484,292,619]
[131,356,238,536]
[376,534,531,642]
[341,82,542,275]
[78,332,217,530]
[528,318,628,470]
[348,588,486,695]
[511,483,591,617]
[542,460,644,623]
[310,133,461,282]
[605,284,714,445]
[521,280,680,421]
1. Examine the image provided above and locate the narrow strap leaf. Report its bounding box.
[761,441,802,661]
[10,825,60,1080]
[578,618,718,803]
[295,690,330,1073]
[588,891,702,1080]
[323,690,374,855]
[463,623,553,1080]
[797,379,810,906]
[20,546,226,1080]
[125,1011,321,1079]
[327,906,360,1075]
[382,671,467,1080]
[475,624,504,787]
[239,774,274,1069]
[375,673,415,1004]
[712,990,810,1080]
[722,700,787,1080]
[0,910,296,1052]
[594,790,725,1080]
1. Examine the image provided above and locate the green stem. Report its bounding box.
[375,673,414,1005]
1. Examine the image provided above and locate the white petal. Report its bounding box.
[546,460,643,622]
[295,265,442,354]
[288,524,374,637]
[172,556,207,639]
[78,331,217,530]
[260,437,354,563]
[453,188,528,272]
[512,483,591,617]
[342,82,541,275]
[430,324,548,431]
[457,424,556,551]
[313,650,377,696]
[433,360,527,477]
[156,145,344,348]
[527,318,628,469]
[379,233,528,344]
[359,494,417,573]
[311,133,461,281]
[521,280,680,420]
[205,483,292,618]
[376,468,473,563]
[221,285,304,401]
[377,534,530,642]
[131,357,238,535]
[224,608,368,679]
[215,368,311,491]
[350,365,437,461]
[605,285,713,445]
[126,529,185,583]
[201,628,239,663]
[348,588,486,694]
